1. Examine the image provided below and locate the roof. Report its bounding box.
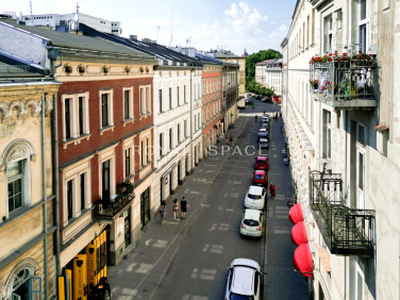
[248,185,264,195]
[256,156,267,161]
[254,170,266,175]
[195,52,223,65]
[243,209,262,220]
[0,19,155,61]
[78,23,202,67]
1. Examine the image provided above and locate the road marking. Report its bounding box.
[200,203,211,208]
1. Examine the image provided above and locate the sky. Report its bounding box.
[2,0,297,55]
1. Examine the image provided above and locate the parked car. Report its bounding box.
[245,98,254,105]
[255,156,268,171]
[262,115,269,123]
[240,209,265,237]
[244,185,266,210]
[225,258,263,300]
[258,138,269,149]
[252,170,267,187]
[257,128,268,137]
[260,122,269,129]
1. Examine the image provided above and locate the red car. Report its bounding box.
[252,170,267,187]
[255,156,268,171]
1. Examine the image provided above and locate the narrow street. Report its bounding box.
[109,98,309,299]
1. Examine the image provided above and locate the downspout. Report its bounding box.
[49,50,62,277]
[41,93,49,300]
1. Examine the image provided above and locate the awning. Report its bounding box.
[289,203,304,224]
[293,243,314,278]
[291,221,308,246]
[375,124,389,132]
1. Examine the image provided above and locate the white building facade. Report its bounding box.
[283,0,399,299]
[153,64,203,207]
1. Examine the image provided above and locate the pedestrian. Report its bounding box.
[269,182,276,197]
[229,135,233,145]
[180,197,187,219]
[172,199,179,220]
[255,115,258,122]
[263,111,265,116]
[159,203,167,225]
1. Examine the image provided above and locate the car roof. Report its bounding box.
[231,266,255,295]
[231,258,261,270]
[256,156,267,161]
[248,185,264,194]
[259,138,268,142]
[254,170,266,175]
[243,209,262,220]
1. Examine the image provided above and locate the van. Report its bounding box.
[255,156,268,171]
[252,170,267,187]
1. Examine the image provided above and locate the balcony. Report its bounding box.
[94,181,135,220]
[309,53,377,110]
[310,170,375,256]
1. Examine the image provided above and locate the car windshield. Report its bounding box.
[244,219,260,226]
[248,193,261,200]
[256,160,266,165]
[254,175,264,180]
[230,294,254,300]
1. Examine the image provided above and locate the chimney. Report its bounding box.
[129,35,137,42]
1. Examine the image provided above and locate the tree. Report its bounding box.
[246,49,282,88]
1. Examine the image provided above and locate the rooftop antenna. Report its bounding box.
[157,26,160,43]
[75,2,80,33]
[29,0,33,26]
[169,3,173,47]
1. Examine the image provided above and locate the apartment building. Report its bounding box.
[283,0,399,299]
[0,51,60,299]
[0,18,157,298]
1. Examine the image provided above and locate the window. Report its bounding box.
[358,0,369,53]
[322,110,331,159]
[140,137,151,167]
[177,86,180,106]
[125,148,132,177]
[177,123,181,143]
[169,128,173,149]
[184,120,187,138]
[123,87,134,120]
[139,85,151,115]
[62,92,90,141]
[7,161,23,213]
[67,179,73,219]
[159,133,164,158]
[169,87,172,109]
[102,160,111,201]
[80,173,86,211]
[99,90,114,128]
[159,89,163,113]
[184,85,187,103]
[325,15,333,53]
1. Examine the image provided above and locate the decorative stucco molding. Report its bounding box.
[0,97,53,122]
[0,139,35,170]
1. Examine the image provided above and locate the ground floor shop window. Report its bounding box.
[140,187,150,228]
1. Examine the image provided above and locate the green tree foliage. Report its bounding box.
[246,49,282,86]
[246,79,275,96]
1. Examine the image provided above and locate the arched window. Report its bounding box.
[1,139,34,215]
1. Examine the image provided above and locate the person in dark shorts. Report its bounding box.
[180,197,187,219]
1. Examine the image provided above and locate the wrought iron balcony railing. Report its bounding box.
[310,170,375,256]
[309,54,377,109]
[94,182,135,219]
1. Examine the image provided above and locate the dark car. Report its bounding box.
[245,98,254,105]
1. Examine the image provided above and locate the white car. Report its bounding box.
[244,185,266,210]
[258,138,269,149]
[262,115,269,123]
[240,209,264,237]
[225,258,263,300]
[257,128,268,137]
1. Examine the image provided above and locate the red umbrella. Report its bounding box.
[293,243,314,278]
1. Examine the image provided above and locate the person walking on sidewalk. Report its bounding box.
[269,182,276,197]
[159,203,167,225]
[180,197,187,219]
[229,135,233,145]
[172,199,179,220]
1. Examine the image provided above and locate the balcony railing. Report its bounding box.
[309,53,377,109]
[94,182,135,219]
[310,170,375,256]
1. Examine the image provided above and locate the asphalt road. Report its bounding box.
[151,99,277,299]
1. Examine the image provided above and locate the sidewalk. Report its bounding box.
[108,117,246,299]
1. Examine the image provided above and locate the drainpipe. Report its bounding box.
[48,49,62,277]
[41,93,49,300]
